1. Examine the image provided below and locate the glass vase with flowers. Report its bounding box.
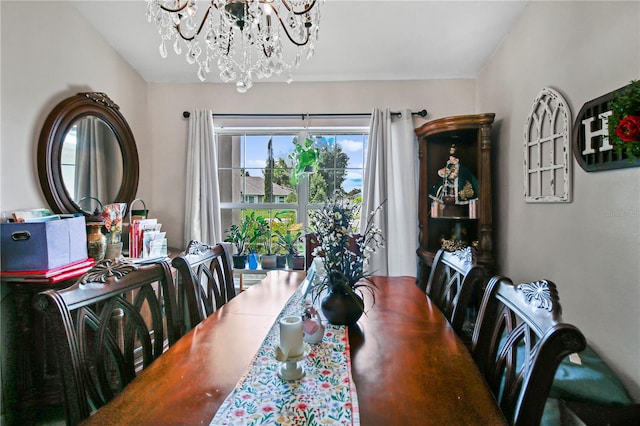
[309,197,385,325]
[102,203,126,259]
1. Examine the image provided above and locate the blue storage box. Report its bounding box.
[1,216,87,271]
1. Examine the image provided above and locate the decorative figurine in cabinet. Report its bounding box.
[415,113,495,288]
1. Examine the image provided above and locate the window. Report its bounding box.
[217,128,368,254]
[60,126,77,199]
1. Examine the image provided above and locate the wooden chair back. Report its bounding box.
[424,247,486,338]
[32,259,178,425]
[171,241,235,333]
[471,276,586,425]
[305,232,361,269]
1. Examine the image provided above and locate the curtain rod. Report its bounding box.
[181,109,427,119]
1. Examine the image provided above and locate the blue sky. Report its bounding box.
[241,133,367,192]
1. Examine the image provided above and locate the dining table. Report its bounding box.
[81,270,505,425]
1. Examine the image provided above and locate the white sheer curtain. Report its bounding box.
[75,116,122,208]
[361,108,418,277]
[184,109,222,248]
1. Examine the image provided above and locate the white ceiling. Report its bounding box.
[70,0,528,85]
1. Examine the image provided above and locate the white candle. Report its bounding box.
[279,316,304,358]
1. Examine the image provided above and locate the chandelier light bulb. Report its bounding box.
[186,1,196,18]
[146,0,323,93]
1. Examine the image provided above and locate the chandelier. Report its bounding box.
[146,0,323,93]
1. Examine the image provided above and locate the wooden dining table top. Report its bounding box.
[82,271,505,425]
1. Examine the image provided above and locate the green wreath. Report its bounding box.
[608,80,640,161]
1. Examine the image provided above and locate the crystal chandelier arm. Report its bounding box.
[279,0,318,16]
[175,6,214,41]
[257,17,273,58]
[263,4,312,47]
[158,0,190,13]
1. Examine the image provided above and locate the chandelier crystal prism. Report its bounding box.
[146,0,323,93]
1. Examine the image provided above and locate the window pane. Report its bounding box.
[343,169,363,197]
[315,135,339,198]
[218,128,368,256]
[245,135,269,169]
[338,134,365,197]
[218,169,245,203]
[217,134,236,168]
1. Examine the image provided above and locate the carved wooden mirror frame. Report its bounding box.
[37,92,139,216]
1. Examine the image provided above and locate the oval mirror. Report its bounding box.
[38,92,139,216]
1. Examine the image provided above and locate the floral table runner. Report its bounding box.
[209,289,360,426]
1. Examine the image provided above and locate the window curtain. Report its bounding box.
[361,108,418,277]
[74,116,122,209]
[184,109,222,248]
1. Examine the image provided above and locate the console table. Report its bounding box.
[1,278,78,424]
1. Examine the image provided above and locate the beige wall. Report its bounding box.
[146,80,476,247]
[0,0,149,215]
[477,0,640,399]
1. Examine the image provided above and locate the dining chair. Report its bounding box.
[561,399,640,425]
[471,276,586,426]
[32,259,179,425]
[423,247,486,341]
[171,241,235,333]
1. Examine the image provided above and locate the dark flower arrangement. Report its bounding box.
[608,80,640,160]
[309,197,385,305]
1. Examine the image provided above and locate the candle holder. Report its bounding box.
[275,343,310,381]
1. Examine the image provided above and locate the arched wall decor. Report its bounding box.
[523,87,572,203]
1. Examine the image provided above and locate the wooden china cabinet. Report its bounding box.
[414,113,495,288]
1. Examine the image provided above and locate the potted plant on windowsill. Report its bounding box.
[275,246,288,269]
[274,222,305,270]
[246,212,269,270]
[254,215,279,270]
[261,244,278,270]
[224,214,253,269]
